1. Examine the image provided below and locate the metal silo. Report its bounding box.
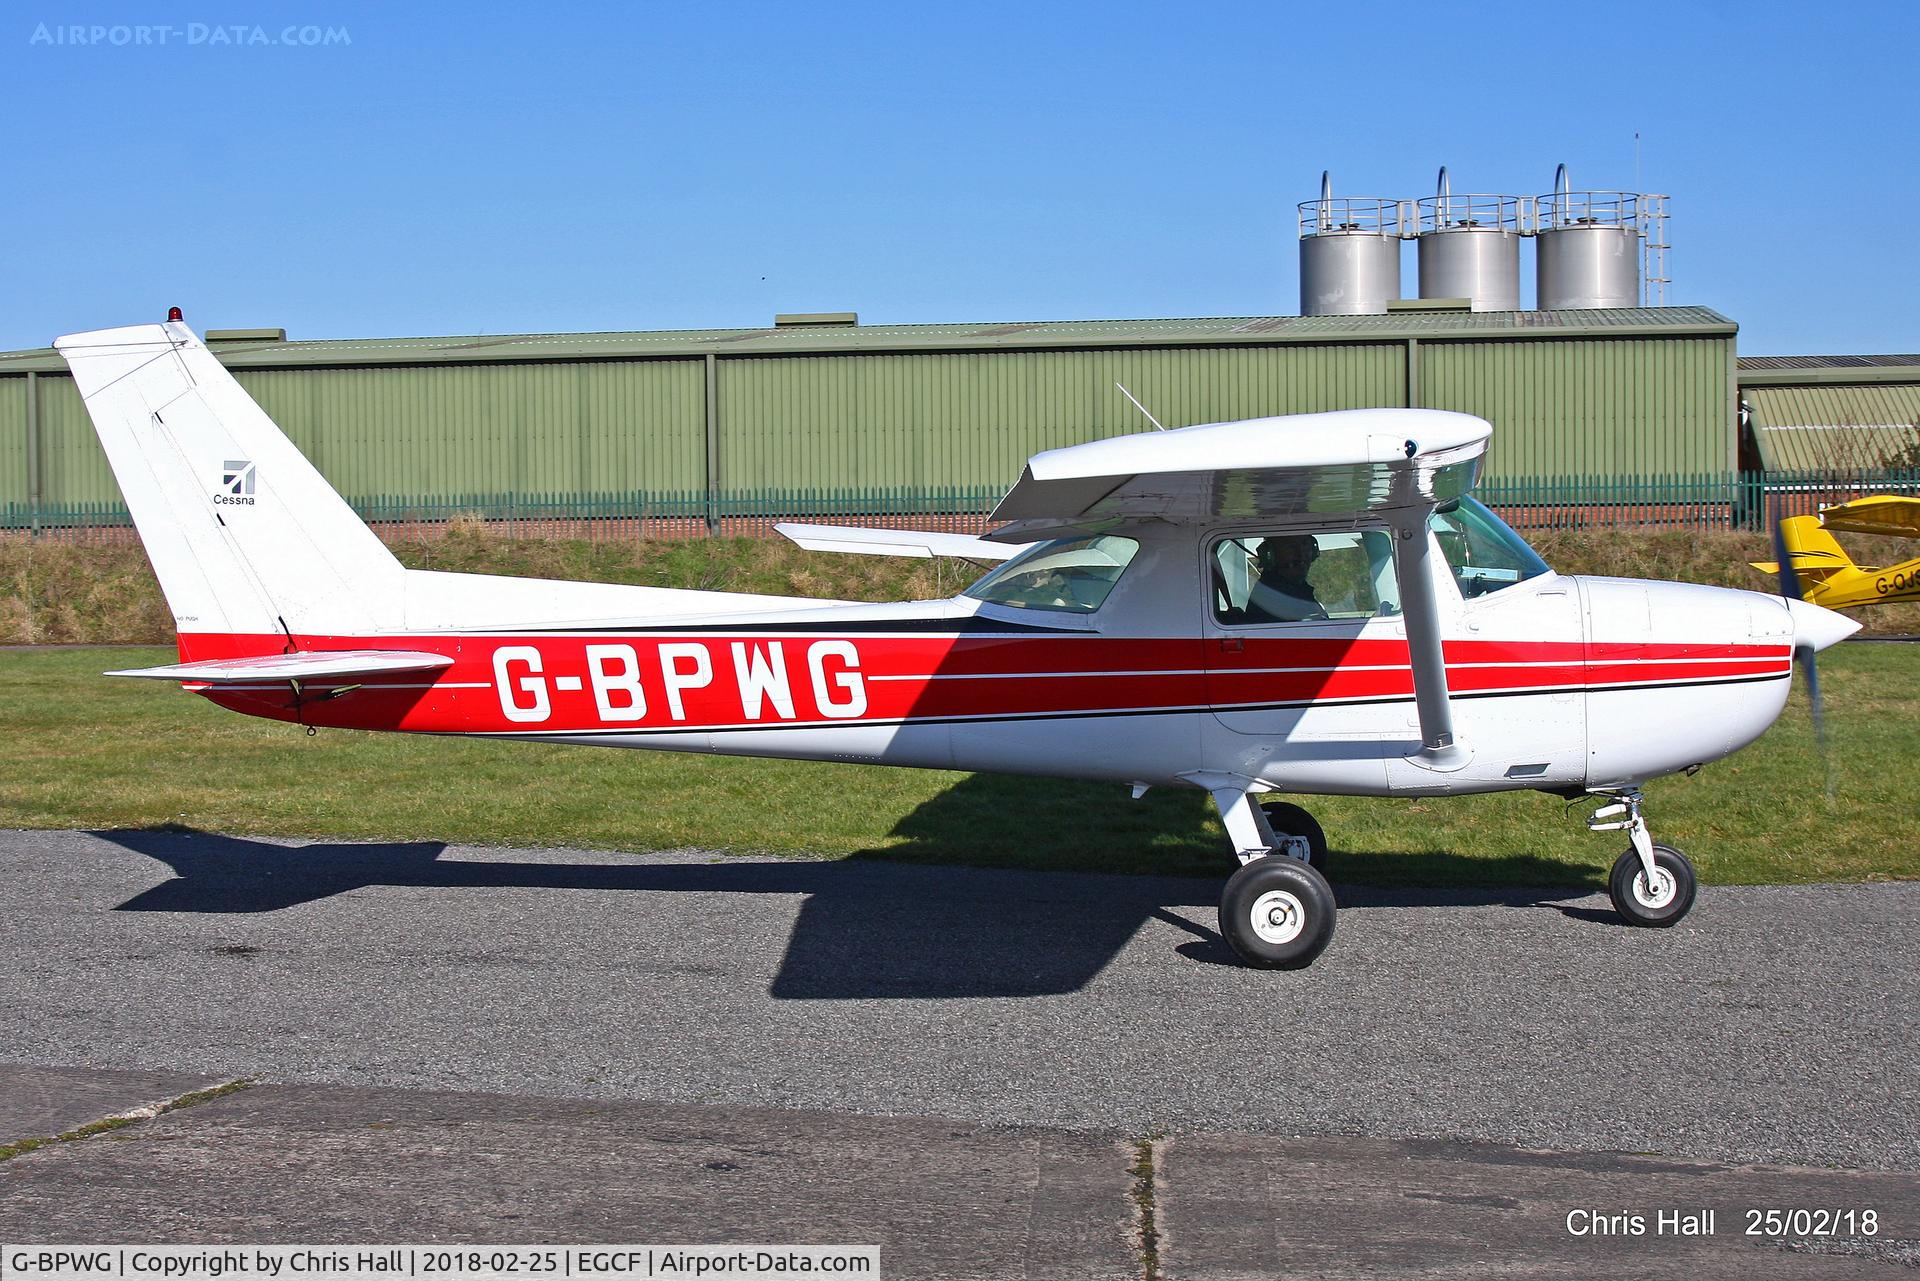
[1298,172,1406,316]
[1415,168,1521,312]
[1536,164,1646,309]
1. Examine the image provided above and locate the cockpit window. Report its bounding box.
[1212,530,1402,624]
[963,534,1140,613]
[1431,497,1551,599]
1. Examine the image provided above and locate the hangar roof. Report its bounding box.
[1746,384,1920,471]
[1739,353,1920,389]
[0,306,1736,374]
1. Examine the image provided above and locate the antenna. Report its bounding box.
[1114,382,1167,432]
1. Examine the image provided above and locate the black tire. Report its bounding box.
[1607,843,1697,927]
[1218,856,1337,969]
[1260,800,1328,873]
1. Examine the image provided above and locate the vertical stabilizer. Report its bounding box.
[53,321,405,642]
[1776,515,1856,583]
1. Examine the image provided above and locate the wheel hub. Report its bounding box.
[1248,889,1307,945]
[1633,867,1677,910]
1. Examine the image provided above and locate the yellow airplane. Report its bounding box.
[1753,495,1920,607]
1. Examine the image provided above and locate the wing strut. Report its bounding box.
[1390,512,1470,771]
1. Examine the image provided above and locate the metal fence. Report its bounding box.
[8,472,1920,545]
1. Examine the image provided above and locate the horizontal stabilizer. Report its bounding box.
[106,650,455,683]
[775,522,1029,561]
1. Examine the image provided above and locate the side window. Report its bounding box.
[963,534,1140,614]
[1211,530,1401,625]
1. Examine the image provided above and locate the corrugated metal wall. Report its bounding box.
[35,376,108,505]
[1421,337,1734,477]
[16,360,710,508]
[5,330,1735,514]
[718,344,1406,490]
[1746,384,1920,470]
[0,377,26,502]
[240,361,708,497]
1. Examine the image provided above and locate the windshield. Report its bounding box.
[1431,497,1551,599]
[963,534,1140,613]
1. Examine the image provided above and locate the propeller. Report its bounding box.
[1771,507,1831,794]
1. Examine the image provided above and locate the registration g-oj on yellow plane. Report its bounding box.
[1753,496,1920,608]
[55,314,1859,969]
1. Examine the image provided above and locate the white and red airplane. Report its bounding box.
[56,317,1857,968]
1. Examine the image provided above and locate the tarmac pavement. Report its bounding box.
[1,828,1917,1275]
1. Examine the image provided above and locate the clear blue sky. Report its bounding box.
[5,0,1914,355]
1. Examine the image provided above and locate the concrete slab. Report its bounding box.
[0,1080,1140,1281]
[1157,1132,1920,1279]
[0,1063,227,1146]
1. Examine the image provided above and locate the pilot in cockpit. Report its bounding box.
[1246,535,1329,622]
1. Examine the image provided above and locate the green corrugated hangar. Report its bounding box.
[1,304,1913,526]
[1738,356,1920,472]
[0,307,1747,523]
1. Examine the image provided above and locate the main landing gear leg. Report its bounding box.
[1209,787,1336,970]
[1587,790,1698,928]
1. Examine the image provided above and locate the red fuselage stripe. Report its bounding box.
[177,631,1794,736]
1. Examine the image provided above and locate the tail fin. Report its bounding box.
[1751,514,1856,583]
[54,321,404,644]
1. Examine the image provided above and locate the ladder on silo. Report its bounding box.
[1641,194,1670,307]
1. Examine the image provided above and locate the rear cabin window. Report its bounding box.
[1212,530,1402,625]
[963,534,1140,614]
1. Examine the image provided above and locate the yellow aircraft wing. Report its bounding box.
[1819,495,1920,539]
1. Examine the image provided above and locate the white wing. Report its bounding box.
[988,408,1492,540]
[775,522,1030,561]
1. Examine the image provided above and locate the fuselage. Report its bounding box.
[178,524,1809,798]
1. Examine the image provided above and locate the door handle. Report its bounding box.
[1218,637,1245,654]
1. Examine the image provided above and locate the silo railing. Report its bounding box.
[1297,196,1413,238]
[1416,193,1524,234]
[1536,190,1650,230]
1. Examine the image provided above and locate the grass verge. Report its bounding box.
[2,644,1916,887]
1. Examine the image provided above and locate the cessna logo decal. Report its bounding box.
[214,459,256,506]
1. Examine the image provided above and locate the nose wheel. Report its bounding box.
[1587,790,1698,927]
[1607,843,1697,927]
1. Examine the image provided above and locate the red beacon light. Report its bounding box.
[166,306,183,323]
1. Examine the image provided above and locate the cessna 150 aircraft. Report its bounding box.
[56,317,1858,968]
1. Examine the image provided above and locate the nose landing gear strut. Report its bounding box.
[1587,790,1698,927]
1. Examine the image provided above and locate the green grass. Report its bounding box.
[3,644,1916,888]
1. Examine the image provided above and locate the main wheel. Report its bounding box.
[1260,799,1329,873]
[1607,844,1697,927]
[1219,855,1337,969]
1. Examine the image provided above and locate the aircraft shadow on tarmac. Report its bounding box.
[93,777,1605,999]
